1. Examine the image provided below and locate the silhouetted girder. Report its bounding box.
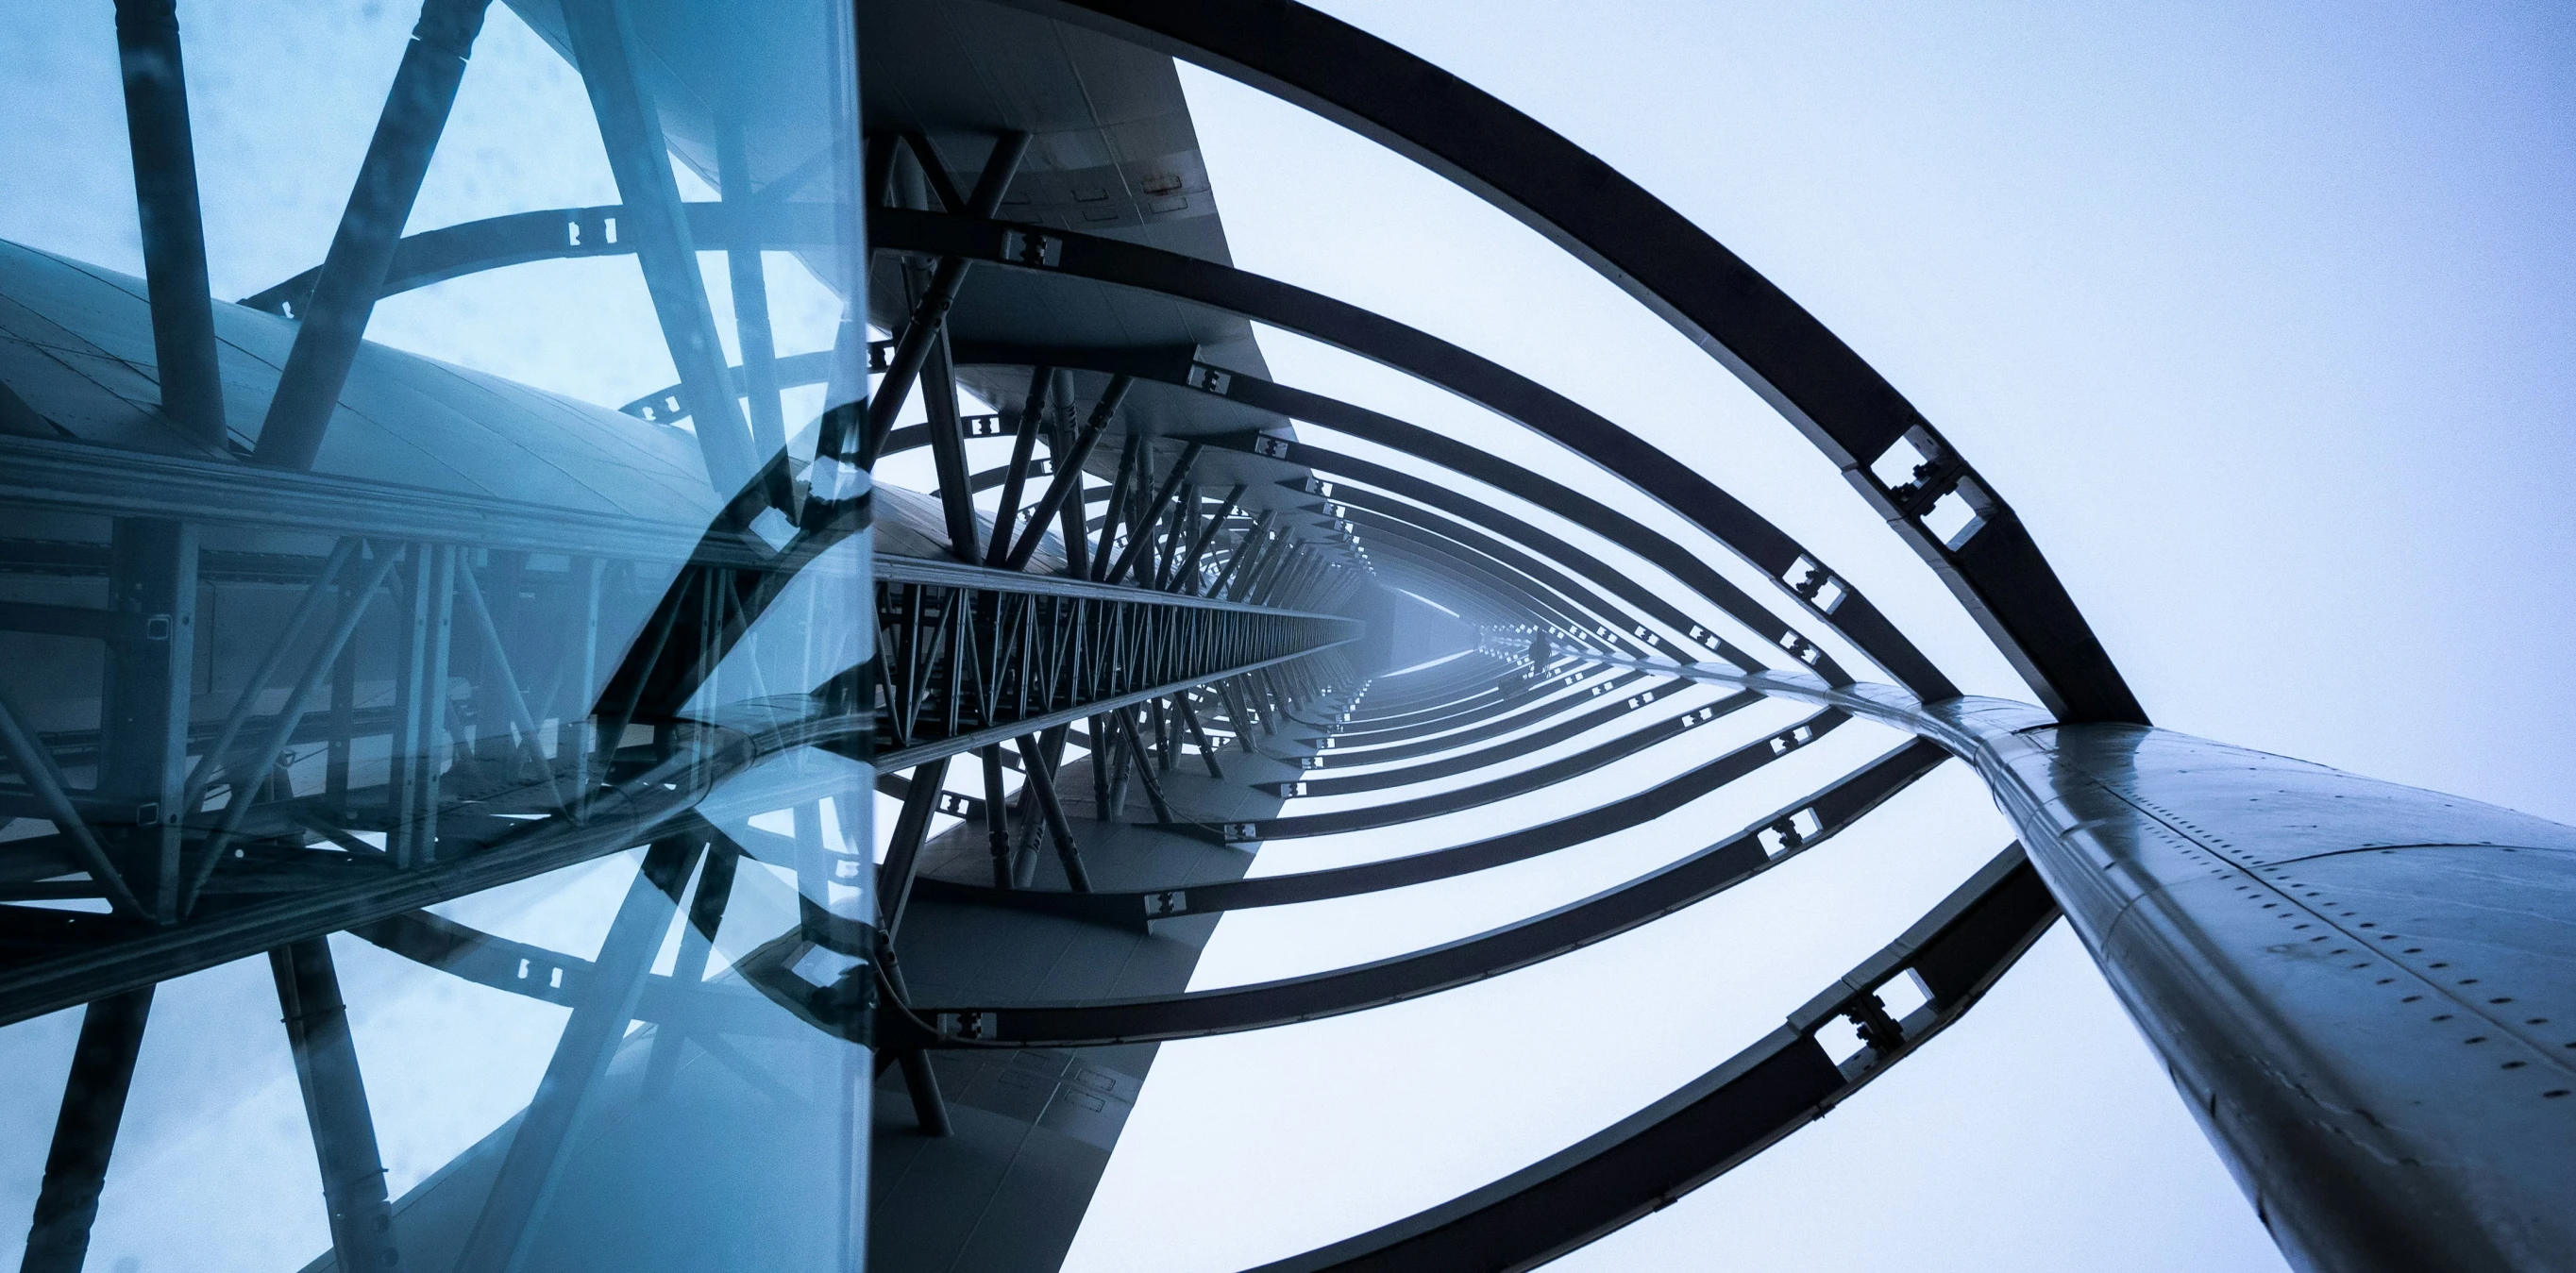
[111,0,227,448]
[1178,694,1827,846]
[1241,846,2057,1273]
[981,0,2138,725]
[251,0,496,473]
[881,715,1890,1049]
[19,985,152,1273]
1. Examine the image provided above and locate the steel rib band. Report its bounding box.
[976,0,2138,723]
[1310,673,1651,767]
[1183,692,1788,843]
[914,729,1947,929]
[1237,845,2059,1272]
[1287,682,1752,798]
[898,734,1932,1048]
[1271,446,1760,670]
[1322,666,1637,745]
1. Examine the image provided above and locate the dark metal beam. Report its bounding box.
[270,938,399,1273]
[982,0,2138,723]
[110,0,225,448]
[18,986,153,1273]
[251,0,493,471]
[856,132,1030,467]
[1103,444,1202,585]
[1241,846,2057,1272]
[1002,377,1128,571]
[556,0,753,493]
[985,366,1053,567]
[1015,733,1090,892]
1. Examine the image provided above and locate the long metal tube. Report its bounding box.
[1978,718,2576,1273]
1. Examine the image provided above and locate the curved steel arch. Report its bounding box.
[982,0,2142,726]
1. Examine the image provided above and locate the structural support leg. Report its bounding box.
[1015,733,1089,892]
[270,939,399,1273]
[559,0,755,492]
[1974,716,2576,1273]
[1175,695,1224,779]
[455,838,701,1273]
[111,0,225,447]
[19,987,154,1273]
[876,757,950,938]
[1115,708,1175,823]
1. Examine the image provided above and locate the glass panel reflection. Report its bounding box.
[0,1,872,1269]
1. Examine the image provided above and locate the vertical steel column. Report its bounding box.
[19,987,154,1273]
[1089,435,1145,582]
[1170,485,1244,594]
[97,519,195,921]
[1213,511,1276,600]
[270,939,399,1273]
[1104,444,1202,585]
[921,329,982,561]
[1050,378,1091,578]
[980,746,1014,889]
[388,544,454,868]
[1175,695,1224,779]
[253,0,493,470]
[110,0,225,447]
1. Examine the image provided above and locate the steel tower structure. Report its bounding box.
[1,2,2568,1272]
